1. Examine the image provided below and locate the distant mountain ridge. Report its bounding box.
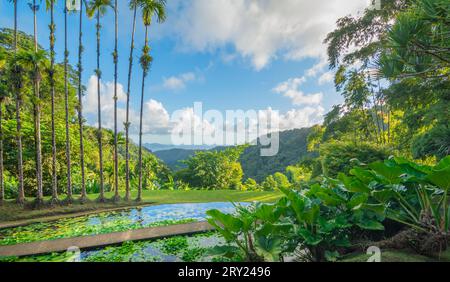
[152,127,316,182]
[144,143,216,152]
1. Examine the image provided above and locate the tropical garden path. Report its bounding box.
[0,221,214,257]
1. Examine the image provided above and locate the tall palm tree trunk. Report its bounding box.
[14,0,24,205]
[49,0,59,205]
[0,99,4,205]
[112,0,120,202]
[137,26,149,203]
[125,4,138,201]
[78,0,87,203]
[96,11,105,202]
[64,5,73,203]
[32,0,44,205]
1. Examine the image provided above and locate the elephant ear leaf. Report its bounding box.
[369,161,403,184]
[206,209,242,241]
[207,245,240,259]
[357,219,385,231]
[254,236,283,262]
[427,166,450,190]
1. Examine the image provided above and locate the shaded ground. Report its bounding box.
[0,190,282,223]
[341,249,450,262]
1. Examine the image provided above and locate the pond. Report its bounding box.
[0,232,228,262]
[0,202,250,246]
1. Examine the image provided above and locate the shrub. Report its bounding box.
[319,141,390,177]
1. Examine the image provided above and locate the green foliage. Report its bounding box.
[178,146,246,190]
[207,177,385,262]
[0,29,169,198]
[319,141,390,177]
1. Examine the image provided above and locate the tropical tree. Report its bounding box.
[45,0,59,205]
[112,0,120,202]
[7,0,25,204]
[137,0,166,201]
[0,48,7,205]
[124,0,140,201]
[16,49,47,205]
[23,0,45,206]
[63,0,73,203]
[87,0,112,202]
[77,0,87,203]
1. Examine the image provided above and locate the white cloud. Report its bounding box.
[163,0,368,70]
[163,72,197,91]
[84,76,326,145]
[84,75,171,135]
[318,71,334,85]
[273,76,323,106]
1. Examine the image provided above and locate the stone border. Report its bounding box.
[0,221,214,257]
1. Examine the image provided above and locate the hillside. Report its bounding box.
[153,149,197,170]
[240,128,316,181]
[155,127,316,182]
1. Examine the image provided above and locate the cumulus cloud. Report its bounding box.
[163,72,197,91]
[163,0,368,70]
[273,76,323,106]
[84,77,324,145]
[84,75,171,135]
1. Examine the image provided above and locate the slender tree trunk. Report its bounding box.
[112,0,120,202]
[372,93,382,144]
[96,11,105,203]
[0,100,4,205]
[64,5,73,204]
[137,26,149,202]
[49,1,59,205]
[125,5,138,201]
[32,0,44,206]
[377,80,386,144]
[14,0,25,205]
[78,0,87,203]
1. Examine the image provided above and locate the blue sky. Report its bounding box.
[0,0,370,144]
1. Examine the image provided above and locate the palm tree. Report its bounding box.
[16,49,47,206]
[45,0,59,205]
[136,0,166,202]
[0,49,7,205]
[112,0,120,202]
[29,0,45,207]
[8,0,25,205]
[87,0,112,203]
[77,0,87,203]
[64,1,73,203]
[124,0,139,201]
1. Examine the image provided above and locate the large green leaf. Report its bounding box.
[427,166,450,190]
[356,219,385,231]
[298,228,322,246]
[206,209,243,233]
[254,236,283,262]
[369,161,403,184]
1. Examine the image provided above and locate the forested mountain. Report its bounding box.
[239,128,317,182]
[155,127,317,182]
[153,148,197,170]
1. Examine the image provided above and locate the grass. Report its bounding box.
[340,249,450,262]
[0,190,282,223]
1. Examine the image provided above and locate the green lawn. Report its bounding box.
[0,190,282,223]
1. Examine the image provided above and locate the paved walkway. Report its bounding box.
[0,221,214,257]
